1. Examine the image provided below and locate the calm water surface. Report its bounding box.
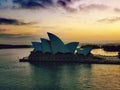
[0,48,120,90]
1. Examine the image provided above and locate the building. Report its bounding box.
[32,32,92,55]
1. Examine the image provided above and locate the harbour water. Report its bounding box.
[0,48,120,90]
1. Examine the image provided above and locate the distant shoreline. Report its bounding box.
[0,44,33,49]
[1,44,120,52]
[81,44,120,52]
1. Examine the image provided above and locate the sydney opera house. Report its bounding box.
[25,32,94,62]
[31,32,92,54]
[19,32,120,64]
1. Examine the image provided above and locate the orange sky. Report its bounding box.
[0,0,120,44]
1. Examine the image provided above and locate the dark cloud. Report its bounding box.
[13,0,77,12]
[57,0,77,12]
[97,17,120,23]
[0,0,54,9]
[13,0,55,9]
[0,0,75,9]
[79,4,108,12]
[13,0,46,9]
[13,0,74,8]
[13,0,74,9]
[0,17,34,25]
[57,0,67,7]
[0,0,108,13]
[57,0,72,7]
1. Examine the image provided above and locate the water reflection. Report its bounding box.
[0,49,120,90]
[30,63,92,90]
[91,65,120,90]
[29,63,120,90]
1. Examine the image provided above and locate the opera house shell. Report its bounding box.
[32,32,82,54]
[20,32,120,64]
[26,32,95,62]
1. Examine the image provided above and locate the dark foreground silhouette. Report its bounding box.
[20,51,120,65]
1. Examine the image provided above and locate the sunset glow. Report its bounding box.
[0,0,120,44]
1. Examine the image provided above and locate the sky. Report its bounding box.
[0,0,120,44]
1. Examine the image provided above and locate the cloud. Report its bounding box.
[97,17,120,23]
[0,28,7,33]
[0,33,40,44]
[0,0,108,13]
[57,0,78,12]
[114,8,120,13]
[13,0,76,10]
[0,17,34,25]
[0,0,53,9]
[57,1,108,13]
[57,0,73,7]
[79,4,108,12]
[0,0,78,9]
[13,0,47,9]
[0,33,35,39]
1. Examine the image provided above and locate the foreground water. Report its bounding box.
[0,49,120,90]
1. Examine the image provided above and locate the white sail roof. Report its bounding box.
[32,32,80,54]
[47,32,69,54]
[40,38,52,53]
[32,42,42,51]
[65,42,79,54]
[76,47,93,55]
